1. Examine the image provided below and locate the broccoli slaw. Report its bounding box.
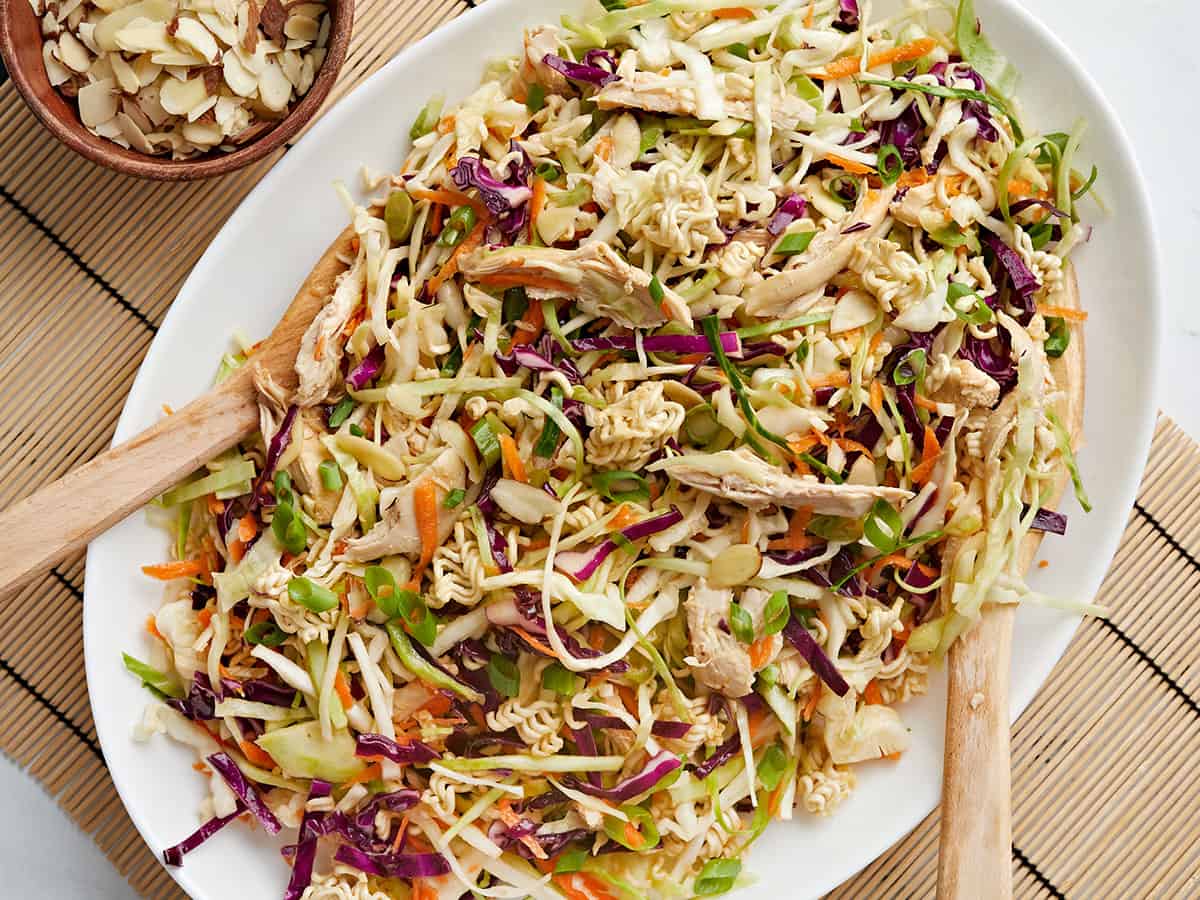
[124,0,1098,897]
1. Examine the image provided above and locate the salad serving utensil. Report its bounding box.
[938,267,1085,898]
[0,227,354,593]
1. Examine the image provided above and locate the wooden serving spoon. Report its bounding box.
[0,226,356,595]
[937,265,1085,898]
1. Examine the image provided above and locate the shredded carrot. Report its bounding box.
[897,167,930,188]
[865,552,916,583]
[192,761,210,773]
[428,202,444,238]
[413,480,440,578]
[554,873,616,900]
[334,669,354,710]
[594,135,614,163]
[141,559,204,580]
[342,305,365,338]
[467,703,486,730]
[808,370,851,390]
[804,0,815,27]
[196,608,214,630]
[511,299,545,347]
[914,392,940,412]
[411,880,438,900]
[768,779,786,815]
[1038,304,1088,322]
[206,495,224,515]
[313,333,326,362]
[616,684,638,716]
[1038,559,1049,569]
[787,432,822,456]
[943,173,969,197]
[418,692,454,717]
[802,684,822,721]
[407,186,489,219]
[836,436,875,459]
[713,5,753,17]
[344,762,383,787]
[863,680,884,705]
[529,176,548,234]
[476,272,575,294]
[768,507,814,551]
[609,504,640,530]
[236,514,257,543]
[512,626,558,658]
[588,624,607,652]
[425,219,486,297]
[1007,177,1033,196]
[909,425,942,486]
[816,37,937,80]
[498,434,528,483]
[239,739,277,769]
[748,636,774,670]
[823,154,874,175]
[391,814,412,853]
[146,615,164,641]
[623,819,646,850]
[869,379,884,414]
[747,703,769,746]
[884,751,904,761]
[228,538,246,563]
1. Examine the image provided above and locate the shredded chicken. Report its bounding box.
[685,580,754,697]
[295,257,364,407]
[927,358,1001,409]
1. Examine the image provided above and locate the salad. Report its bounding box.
[125,0,1097,897]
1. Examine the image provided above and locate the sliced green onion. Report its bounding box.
[318,459,343,491]
[702,315,789,459]
[437,225,464,248]
[555,848,589,873]
[808,514,863,543]
[790,74,823,108]
[797,452,845,484]
[541,662,578,696]
[684,404,724,447]
[757,663,779,688]
[648,275,665,304]
[502,286,528,324]
[175,501,192,562]
[728,601,754,644]
[1027,221,1054,251]
[487,653,520,698]
[287,577,338,613]
[349,423,365,438]
[877,143,904,185]
[604,804,660,851]
[440,344,463,378]
[244,622,286,647]
[1044,317,1070,358]
[447,205,477,234]
[695,858,741,896]
[679,269,721,302]
[946,282,994,325]
[591,470,650,503]
[1071,165,1099,203]
[774,231,817,256]
[734,311,830,340]
[892,348,927,386]
[409,93,443,141]
[849,117,866,134]
[385,189,414,243]
[364,565,398,612]
[1046,409,1091,513]
[863,498,904,554]
[763,590,789,636]
[534,161,560,181]
[533,386,564,459]
[639,124,663,155]
[929,225,981,253]
[756,743,788,791]
[526,83,546,113]
[122,652,183,699]
[471,418,501,469]
[387,622,482,701]
[328,397,354,429]
[542,299,573,355]
[271,503,307,555]
[726,42,750,60]
[795,338,810,364]
[857,76,1012,125]
[443,488,466,509]
[826,173,861,209]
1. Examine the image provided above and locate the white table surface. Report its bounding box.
[4,0,1196,896]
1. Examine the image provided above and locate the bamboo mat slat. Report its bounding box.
[0,2,1197,897]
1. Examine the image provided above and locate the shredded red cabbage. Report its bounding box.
[834,0,859,29]
[162,801,246,866]
[334,846,451,878]
[690,734,740,779]
[206,752,282,834]
[281,781,330,900]
[1029,506,1067,535]
[560,750,681,803]
[542,53,619,87]
[250,403,297,510]
[487,596,630,672]
[167,672,219,721]
[346,345,386,390]
[565,507,684,581]
[450,156,532,217]
[767,194,807,235]
[355,733,441,764]
[569,722,603,788]
[495,339,582,384]
[880,102,924,168]
[981,230,1040,310]
[1009,198,1070,220]
[579,712,692,739]
[783,614,850,696]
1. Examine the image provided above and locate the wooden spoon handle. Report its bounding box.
[0,372,258,594]
[937,602,1015,899]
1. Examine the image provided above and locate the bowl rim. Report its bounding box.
[0,0,356,181]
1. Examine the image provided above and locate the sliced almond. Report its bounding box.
[829,289,878,334]
[257,0,284,42]
[276,47,300,86]
[295,52,314,93]
[109,52,141,92]
[172,16,220,61]
[315,10,327,47]
[93,115,125,142]
[186,92,218,121]
[41,41,74,86]
[92,0,138,11]
[158,72,207,114]
[77,77,118,126]
[114,17,173,53]
[213,0,237,21]
[132,53,162,85]
[181,118,222,145]
[56,28,91,71]
[197,9,237,45]
[30,0,46,16]
[282,13,316,42]
[136,82,171,124]
[41,12,60,36]
[75,20,101,53]
[221,48,257,96]
[121,94,155,131]
[256,57,290,111]
[151,47,207,65]
[59,0,84,22]
[115,110,155,151]
[93,0,175,51]
[239,0,259,52]
[88,52,115,80]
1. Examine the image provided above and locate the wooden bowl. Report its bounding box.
[0,0,354,180]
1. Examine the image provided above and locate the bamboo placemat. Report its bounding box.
[0,1,1197,897]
